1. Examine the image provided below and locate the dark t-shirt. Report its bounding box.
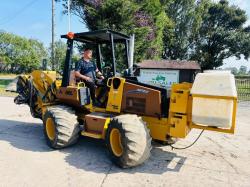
[75,59,97,81]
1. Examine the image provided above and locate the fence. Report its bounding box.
[235,76,250,101]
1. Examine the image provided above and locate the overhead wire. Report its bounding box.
[0,0,38,25]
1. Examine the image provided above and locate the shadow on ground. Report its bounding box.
[0,119,50,152]
[0,119,186,174]
[63,138,186,174]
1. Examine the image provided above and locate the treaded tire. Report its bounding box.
[105,114,152,168]
[43,105,80,149]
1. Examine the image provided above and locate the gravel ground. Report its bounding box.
[0,96,249,187]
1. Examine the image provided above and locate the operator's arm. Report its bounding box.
[75,71,91,81]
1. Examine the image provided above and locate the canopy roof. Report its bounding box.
[61,29,130,44]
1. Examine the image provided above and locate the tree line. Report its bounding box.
[1,0,250,74]
[225,66,250,76]
[0,31,67,74]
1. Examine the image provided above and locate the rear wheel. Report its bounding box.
[105,114,152,168]
[43,105,80,149]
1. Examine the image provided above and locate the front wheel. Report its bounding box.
[43,105,80,149]
[105,114,152,168]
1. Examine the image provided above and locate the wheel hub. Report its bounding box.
[46,118,56,140]
[110,128,123,157]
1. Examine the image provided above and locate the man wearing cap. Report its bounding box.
[75,48,104,106]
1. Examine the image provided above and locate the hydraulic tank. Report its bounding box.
[191,71,237,128]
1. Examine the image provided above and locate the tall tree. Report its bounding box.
[58,0,170,63]
[191,0,250,70]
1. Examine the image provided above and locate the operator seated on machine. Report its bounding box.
[75,48,104,107]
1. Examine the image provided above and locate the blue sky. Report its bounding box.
[0,0,87,46]
[0,0,249,70]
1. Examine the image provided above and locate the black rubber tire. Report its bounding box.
[105,114,152,168]
[43,105,80,149]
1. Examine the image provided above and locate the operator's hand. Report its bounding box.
[85,77,92,82]
[100,75,105,80]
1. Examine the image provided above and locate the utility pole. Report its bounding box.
[68,0,71,32]
[51,0,55,70]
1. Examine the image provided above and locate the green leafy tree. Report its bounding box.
[0,31,47,73]
[191,0,250,70]
[163,0,209,60]
[58,0,170,63]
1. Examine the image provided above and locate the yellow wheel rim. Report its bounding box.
[46,118,56,141]
[110,128,123,157]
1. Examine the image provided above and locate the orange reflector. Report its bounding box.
[67,32,74,39]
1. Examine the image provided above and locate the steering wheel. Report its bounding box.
[102,66,113,78]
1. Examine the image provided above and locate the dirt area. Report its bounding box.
[0,96,249,187]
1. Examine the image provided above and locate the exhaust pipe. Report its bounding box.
[128,34,135,76]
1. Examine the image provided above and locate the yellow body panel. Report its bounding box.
[106,77,126,113]
[168,83,192,138]
[102,118,111,139]
[169,114,190,138]
[169,83,192,114]
[31,70,57,95]
[142,116,169,141]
